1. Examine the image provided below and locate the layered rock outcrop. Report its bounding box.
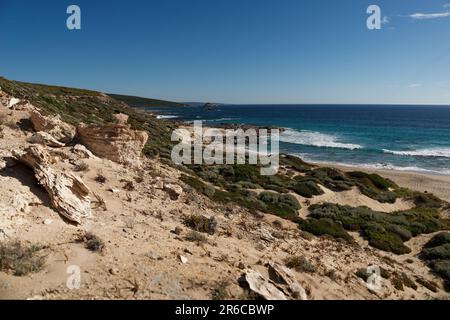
[76,114,148,166]
[13,146,91,224]
[30,110,76,143]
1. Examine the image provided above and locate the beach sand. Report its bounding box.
[323,163,450,203]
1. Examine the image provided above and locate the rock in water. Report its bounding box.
[76,117,148,166]
[29,110,76,143]
[243,269,287,300]
[13,145,91,224]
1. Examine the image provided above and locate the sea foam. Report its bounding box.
[280,129,362,150]
[383,148,450,158]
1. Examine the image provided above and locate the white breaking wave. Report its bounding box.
[295,155,450,176]
[383,148,450,158]
[280,129,362,150]
[156,115,179,119]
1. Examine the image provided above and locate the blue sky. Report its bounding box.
[1,0,449,104]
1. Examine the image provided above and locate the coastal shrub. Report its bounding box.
[184,214,217,235]
[280,154,313,173]
[306,167,355,192]
[180,174,217,198]
[425,232,450,248]
[306,203,445,254]
[410,192,443,209]
[257,192,301,218]
[290,180,324,198]
[362,223,411,254]
[299,218,353,243]
[420,232,450,286]
[0,241,46,276]
[284,256,317,273]
[279,194,301,210]
[421,244,450,260]
[431,260,450,280]
[348,172,396,190]
[347,171,398,203]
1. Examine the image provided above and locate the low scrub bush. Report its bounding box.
[299,218,353,243]
[82,232,105,252]
[284,256,317,273]
[184,214,217,235]
[305,203,445,254]
[425,232,450,248]
[290,180,323,198]
[0,241,46,276]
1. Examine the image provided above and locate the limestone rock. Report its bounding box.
[29,110,76,143]
[267,262,307,300]
[13,145,91,224]
[243,269,287,300]
[28,132,65,148]
[113,113,129,125]
[77,121,148,166]
[71,144,98,159]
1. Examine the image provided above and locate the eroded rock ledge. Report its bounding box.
[77,114,148,166]
[13,145,91,224]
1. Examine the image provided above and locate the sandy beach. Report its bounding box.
[322,163,450,203]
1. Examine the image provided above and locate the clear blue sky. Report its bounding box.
[1,0,449,104]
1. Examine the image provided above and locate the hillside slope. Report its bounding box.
[0,76,449,300]
[0,77,176,158]
[108,93,186,109]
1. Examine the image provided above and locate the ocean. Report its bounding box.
[148,104,450,176]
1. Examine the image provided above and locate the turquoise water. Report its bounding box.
[150,105,450,175]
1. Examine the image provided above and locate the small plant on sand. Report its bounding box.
[185,230,207,243]
[0,240,46,276]
[211,280,230,300]
[80,232,105,252]
[184,214,217,235]
[94,173,107,184]
[73,161,90,172]
[284,256,317,273]
[420,232,450,289]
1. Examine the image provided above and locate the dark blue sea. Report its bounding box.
[148,105,450,175]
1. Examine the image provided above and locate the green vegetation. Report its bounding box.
[347,171,397,203]
[424,232,450,248]
[183,214,217,235]
[181,174,301,219]
[0,241,46,276]
[279,154,314,173]
[290,180,324,198]
[108,93,185,109]
[0,77,177,159]
[299,218,353,243]
[420,232,450,290]
[304,203,447,254]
